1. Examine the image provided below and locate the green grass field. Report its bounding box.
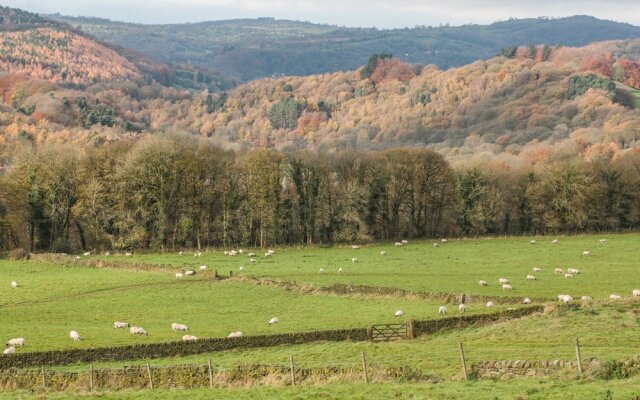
[1,233,639,398]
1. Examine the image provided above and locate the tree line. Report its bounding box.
[1,136,639,252]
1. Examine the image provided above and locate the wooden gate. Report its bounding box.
[368,322,410,342]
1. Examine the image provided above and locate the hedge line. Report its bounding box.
[30,254,184,273]
[0,306,543,369]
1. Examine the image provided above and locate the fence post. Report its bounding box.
[575,338,583,376]
[146,362,154,389]
[89,364,94,391]
[361,351,369,384]
[459,342,468,381]
[367,325,373,341]
[289,355,296,386]
[41,365,46,389]
[229,270,233,277]
[207,358,214,388]
[406,320,415,339]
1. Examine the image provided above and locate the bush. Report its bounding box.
[8,248,29,260]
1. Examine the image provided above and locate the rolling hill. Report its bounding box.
[51,14,640,82]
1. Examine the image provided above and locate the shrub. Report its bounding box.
[8,248,29,260]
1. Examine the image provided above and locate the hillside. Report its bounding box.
[51,15,640,82]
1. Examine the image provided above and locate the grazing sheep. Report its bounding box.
[526,275,536,281]
[567,268,580,274]
[502,284,513,290]
[609,294,622,300]
[401,240,408,244]
[83,252,91,256]
[264,252,272,257]
[130,326,148,335]
[564,273,573,279]
[582,251,591,256]
[223,251,229,256]
[3,347,16,355]
[338,268,343,273]
[551,239,559,244]
[530,240,536,244]
[394,310,404,317]
[250,258,256,263]
[351,245,360,250]
[507,307,517,311]
[248,253,256,258]
[599,239,607,244]
[171,323,189,332]
[113,322,129,329]
[175,273,183,279]
[554,268,564,274]
[267,249,275,255]
[351,258,358,263]
[229,250,238,257]
[6,338,24,347]
[433,243,439,248]
[228,331,243,338]
[438,306,447,315]
[178,251,183,256]
[10,281,17,288]
[239,266,244,272]
[105,251,111,256]
[486,301,495,308]
[458,304,466,313]
[182,335,198,342]
[239,249,244,254]
[125,252,132,257]
[268,317,279,325]
[184,270,196,276]
[199,265,207,271]
[633,289,640,298]
[523,298,532,304]
[479,280,488,287]
[380,251,386,256]
[441,239,448,243]
[75,256,80,260]
[558,294,573,303]
[581,296,592,301]
[394,242,403,247]
[69,330,80,341]
[319,268,325,274]
[498,278,510,285]
[533,267,541,272]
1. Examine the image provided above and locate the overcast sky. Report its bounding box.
[3,0,640,28]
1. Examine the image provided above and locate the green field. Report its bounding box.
[1,234,639,398]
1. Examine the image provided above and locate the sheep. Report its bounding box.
[401,240,408,244]
[182,335,198,342]
[564,273,573,279]
[319,268,325,274]
[599,239,607,244]
[264,252,272,257]
[351,257,358,263]
[380,251,386,256]
[533,267,541,272]
[228,331,243,338]
[530,240,536,245]
[433,243,439,248]
[199,265,207,271]
[567,268,580,274]
[83,251,91,256]
[3,347,15,355]
[268,317,279,325]
[125,252,132,257]
[6,338,24,347]
[75,256,80,260]
[178,251,183,256]
[105,251,111,256]
[175,273,183,279]
[498,278,510,285]
[526,275,536,281]
[554,268,564,274]
[394,310,404,317]
[609,294,622,300]
[238,249,244,254]
[113,322,129,329]
[69,330,80,341]
[229,250,238,257]
[239,266,244,272]
[338,268,343,273]
[551,239,559,244]
[582,251,591,256]
[250,258,256,263]
[633,289,640,298]
[441,239,448,243]
[130,326,148,335]
[248,253,256,258]
[267,249,275,255]
[197,252,202,257]
[479,280,488,287]
[171,323,189,332]
[558,294,573,303]
[184,270,196,276]
[223,251,229,256]
[523,298,532,304]
[502,284,513,290]
[458,304,466,313]
[486,301,495,308]
[351,245,360,250]
[10,281,17,288]
[394,242,403,247]
[581,296,592,301]
[438,306,447,315]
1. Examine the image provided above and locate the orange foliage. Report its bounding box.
[370,59,416,84]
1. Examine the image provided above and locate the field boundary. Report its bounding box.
[0,306,542,369]
[29,254,189,273]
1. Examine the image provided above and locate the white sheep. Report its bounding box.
[184,270,196,276]
[223,251,229,256]
[554,268,564,274]
[6,338,24,347]
[526,275,536,281]
[175,273,184,279]
[130,326,148,335]
[609,294,622,300]
[498,278,510,284]
[486,301,495,308]
[113,322,129,329]
[582,251,591,256]
[3,347,16,355]
[438,306,447,315]
[401,240,408,244]
[125,252,132,257]
[633,289,640,298]
[264,252,272,257]
[567,268,580,274]
[238,249,244,254]
[268,317,279,325]
[229,250,238,256]
[394,242,403,247]
[351,245,360,250]
[228,331,243,338]
[267,249,275,255]
[182,335,198,342]
[599,239,607,244]
[199,265,208,271]
[433,243,439,248]
[458,304,466,313]
[523,298,532,304]
[533,267,541,272]
[248,253,256,258]
[351,258,358,263]
[10,281,17,288]
[239,266,244,272]
[564,273,573,279]
[530,240,536,245]
[69,330,80,341]
[479,280,488,287]
[502,284,513,290]
[171,323,189,332]
[338,268,343,273]
[558,294,573,303]
[249,258,256,263]
[581,296,592,301]
[105,251,111,256]
[319,268,325,274]
[394,310,404,317]
[551,239,559,244]
[83,252,91,256]
[441,239,448,243]
[380,251,386,256]
[178,251,183,256]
